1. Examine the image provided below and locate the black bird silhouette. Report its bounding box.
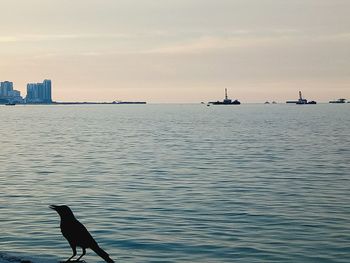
[50,205,115,263]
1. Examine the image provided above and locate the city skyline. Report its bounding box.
[1,0,350,103]
[0,79,52,104]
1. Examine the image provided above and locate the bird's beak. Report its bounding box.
[49,205,58,210]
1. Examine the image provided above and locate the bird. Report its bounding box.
[50,205,115,263]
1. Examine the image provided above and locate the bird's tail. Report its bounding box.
[91,243,115,263]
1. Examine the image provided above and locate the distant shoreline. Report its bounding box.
[53,101,147,105]
[1,101,147,105]
[2,101,350,105]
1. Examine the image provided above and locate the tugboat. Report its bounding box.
[209,89,241,105]
[286,91,316,104]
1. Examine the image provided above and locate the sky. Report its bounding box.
[1,0,349,103]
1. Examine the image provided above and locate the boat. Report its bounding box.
[5,102,16,106]
[112,101,146,104]
[286,91,316,105]
[329,98,346,103]
[209,89,241,105]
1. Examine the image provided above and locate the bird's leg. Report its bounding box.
[76,247,86,261]
[65,246,77,262]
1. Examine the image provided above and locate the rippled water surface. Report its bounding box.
[0,104,349,263]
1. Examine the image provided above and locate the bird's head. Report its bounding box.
[49,205,75,219]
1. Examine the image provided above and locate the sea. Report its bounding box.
[0,103,349,263]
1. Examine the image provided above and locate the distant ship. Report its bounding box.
[286,91,316,105]
[112,101,146,104]
[5,102,16,106]
[209,89,241,105]
[329,98,346,104]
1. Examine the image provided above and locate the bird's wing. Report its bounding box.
[74,220,98,247]
[61,219,97,248]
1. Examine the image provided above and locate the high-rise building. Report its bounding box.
[26,83,37,102]
[0,81,23,103]
[26,79,52,103]
[43,79,52,103]
[0,81,13,97]
[8,90,23,102]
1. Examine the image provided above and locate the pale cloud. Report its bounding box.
[0,36,18,42]
[141,37,248,55]
[140,32,350,55]
[0,33,131,43]
[0,34,80,43]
